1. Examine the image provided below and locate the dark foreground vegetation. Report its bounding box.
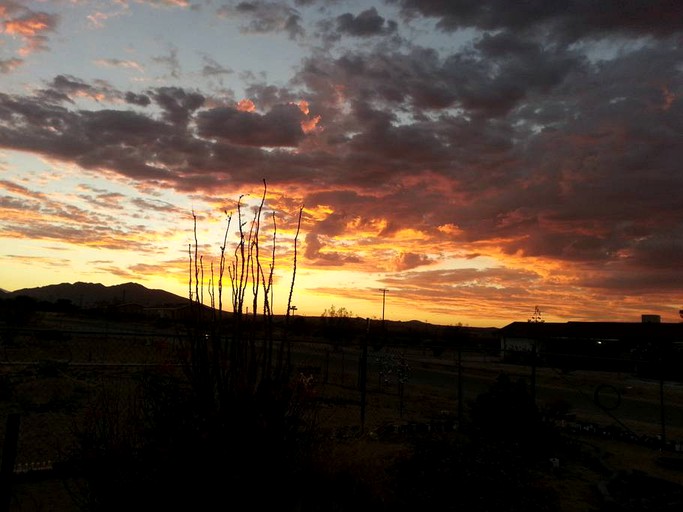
[53,360,558,511]
[2,300,683,511]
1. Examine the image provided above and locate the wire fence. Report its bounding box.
[1,325,683,476]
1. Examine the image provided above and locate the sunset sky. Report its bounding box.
[1,1,681,327]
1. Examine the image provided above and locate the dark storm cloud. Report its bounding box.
[37,88,74,105]
[0,91,178,180]
[471,42,683,266]
[572,225,683,293]
[196,103,306,147]
[37,75,123,104]
[347,108,450,166]
[296,40,583,118]
[336,7,397,37]
[243,83,298,110]
[48,75,97,99]
[394,252,431,271]
[577,235,683,291]
[304,233,362,265]
[289,19,682,274]
[125,92,152,107]
[455,31,583,115]
[391,0,683,41]
[79,109,175,146]
[150,87,205,126]
[0,80,319,194]
[306,209,353,237]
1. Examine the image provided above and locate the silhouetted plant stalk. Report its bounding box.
[280,204,303,371]
[185,179,304,416]
[263,211,276,375]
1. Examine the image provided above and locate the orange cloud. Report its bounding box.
[437,223,463,237]
[5,16,50,37]
[236,99,256,112]
[2,10,57,57]
[304,204,334,222]
[391,228,429,242]
[301,114,322,134]
[297,100,309,115]
[293,100,323,134]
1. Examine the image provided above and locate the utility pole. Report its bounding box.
[380,288,387,343]
[380,288,387,324]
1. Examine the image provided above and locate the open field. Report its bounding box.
[2,311,683,510]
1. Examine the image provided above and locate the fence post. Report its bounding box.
[659,345,667,448]
[0,413,20,512]
[324,349,329,384]
[530,341,537,405]
[457,343,463,426]
[359,319,369,432]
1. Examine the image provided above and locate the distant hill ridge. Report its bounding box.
[6,282,187,308]
[4,283,502,334]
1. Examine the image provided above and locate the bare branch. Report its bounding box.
[286,204,304,324]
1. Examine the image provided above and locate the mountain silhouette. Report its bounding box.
[6,282,187,308]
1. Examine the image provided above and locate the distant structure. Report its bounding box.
[500,316,683,378]
[641,314,661,324]
[528,305,544,323]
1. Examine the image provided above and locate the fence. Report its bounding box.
[0,325,461,469]
[1,322,683,508]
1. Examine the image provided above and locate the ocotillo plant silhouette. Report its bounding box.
[184,179,306,414]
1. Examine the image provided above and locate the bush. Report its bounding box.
[393,434,559,512]
[65,357,318,510]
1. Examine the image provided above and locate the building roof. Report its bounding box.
[500,321,683,341]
